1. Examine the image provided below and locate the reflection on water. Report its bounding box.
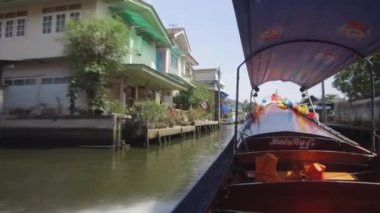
[0,125,234,213]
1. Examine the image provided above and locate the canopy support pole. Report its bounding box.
[305,90,320,125]
[234,60,251,152]
[321,81,327,123]
[364,58,377,153]
[234,66,241,151]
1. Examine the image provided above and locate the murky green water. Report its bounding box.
[0,125,234,213]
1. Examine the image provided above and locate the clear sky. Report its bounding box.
[148,0,342,103]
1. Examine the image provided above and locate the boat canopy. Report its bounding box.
[233,0,380,89]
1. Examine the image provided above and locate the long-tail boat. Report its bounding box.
[174,0,380,212]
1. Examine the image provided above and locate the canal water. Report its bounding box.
[0,125,234,213]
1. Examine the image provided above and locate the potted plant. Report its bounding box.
[133,101,168,129]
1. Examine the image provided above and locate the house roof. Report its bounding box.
[185,53,199,66]
[167,27,183,36]
[167,27,199,65]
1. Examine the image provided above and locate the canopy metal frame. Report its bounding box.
[234,39,377,153]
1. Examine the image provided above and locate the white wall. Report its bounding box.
[164,48,170,73]
[193,69,218,81]
[95,0,111,18]
[1,60,87,114]
[0,0,98,60]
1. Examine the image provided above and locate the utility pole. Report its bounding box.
[218,67,221,124]
[321,81,326,123]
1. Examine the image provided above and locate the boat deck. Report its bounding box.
[243,104,348,141]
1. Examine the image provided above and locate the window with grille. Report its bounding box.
[171,53,178,68]
[55,13,65,33]
[70,12,80,20]
[5,20,13,38]
[42,4,81,34]
[16,18,25,37]
[42,15,52,34]
[0,11,27,39]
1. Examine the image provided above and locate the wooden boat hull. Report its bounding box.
[173,107,380,212]
[174,141,380,212]
[221,181,380,213]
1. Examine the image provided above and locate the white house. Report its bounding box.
[193,68,228,120]
[0,0,100,115]
[165,27,198,81]
[0,0,196,116]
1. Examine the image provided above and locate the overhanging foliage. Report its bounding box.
[64,18,129,113]
[333,50,380,100]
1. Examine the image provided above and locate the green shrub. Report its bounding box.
[104,99,129,114]
[133,101,168,123]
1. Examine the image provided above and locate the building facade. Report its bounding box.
[193,68,228,121]
[0,0,196,116]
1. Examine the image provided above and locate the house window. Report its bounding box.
[14,79,25,85]
[42,77,68,84]
[69,4,81,10]
[185,64,191,76]
[4,79,12,85]
[54,77,68,84]
[0,10,27,39]
[5,78,36,86]
[42,4,81,34]
[171,53,178,68]
[16,18,26,37]
[5,20,13,38]
[42,78,54,84]
[55,13,65,33]
[42,15,52,34]
[70,12,80,20]
[25,79,36,85]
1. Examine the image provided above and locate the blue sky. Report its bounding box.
[148,0,342,103]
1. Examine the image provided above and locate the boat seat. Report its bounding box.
[245,170,357,181]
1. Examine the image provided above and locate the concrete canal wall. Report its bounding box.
[125,120,219,148]
[333,97,380,127]
[0,115,219,148]
[0,115,125,147]
[328,123,380,150]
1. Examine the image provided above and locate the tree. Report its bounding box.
[174,82,213,110]
[242,100,251,112]
[64,18,129,114]
[333,50,380,100]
